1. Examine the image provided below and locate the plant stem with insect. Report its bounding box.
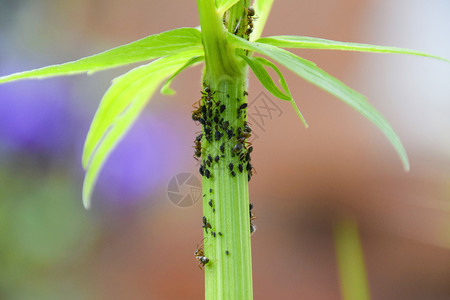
[197,0,254,299]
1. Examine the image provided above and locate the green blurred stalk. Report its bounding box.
[334,217,371,300]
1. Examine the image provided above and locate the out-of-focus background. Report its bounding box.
[1,0,449,299]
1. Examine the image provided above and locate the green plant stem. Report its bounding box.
[197,0,253,299]
[202,78,253,299]
[198,0,239,77]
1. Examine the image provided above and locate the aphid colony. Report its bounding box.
[192,86,254,182]
[228,6,256,38]
[192,85,256,269]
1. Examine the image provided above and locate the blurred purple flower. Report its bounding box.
[95,113,183,206]
[0,78,74,156]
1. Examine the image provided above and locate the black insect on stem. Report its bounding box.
[237,103,247,118]
[202,216,212,233]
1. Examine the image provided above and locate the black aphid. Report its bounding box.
[215,131,223,141]
[226,129,234,139]
[239,103,247,110]
[222,121,229,130]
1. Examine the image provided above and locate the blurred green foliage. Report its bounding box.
[0,164,96,300]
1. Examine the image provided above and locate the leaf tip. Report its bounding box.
[82,184,92,210]
[82,196,92,210]
[160,86,176,95]
[403,159,410,172]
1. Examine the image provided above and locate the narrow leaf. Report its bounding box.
[82,49,203,208]
[83,48,203,168]
[160,56,204,95]
[239,54,308,127]
[256,35,450,62]
[0,28,202,84]
[251,0,274,41]
[239,54,291,100]
[228,34,409,170]
[215,0,240,14]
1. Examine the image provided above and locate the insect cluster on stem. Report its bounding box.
[192,85,254,182]
[192,83,257,270]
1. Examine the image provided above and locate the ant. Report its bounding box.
[193,133,202,160]
[246,26,253,36]
[194,239,210,270]
[245,7,257,36]
[243,121,252,134]
[201,86,216,107]
[249,203,256,235]
[233,131,252,154]
[239,145,253,162]
[241,123,252,140]
[192,98,203,122]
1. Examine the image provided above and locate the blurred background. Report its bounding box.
[1,0,449,299]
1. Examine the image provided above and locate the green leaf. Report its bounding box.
[0,28,202,84]
[256,35,450,62]
[239,54,308,127]
[82,49,203,209]
[215,0,240,14]
[228,34,409,171]
[160,56,204,95]
[239,54,291,100]
[251,0,274,41]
